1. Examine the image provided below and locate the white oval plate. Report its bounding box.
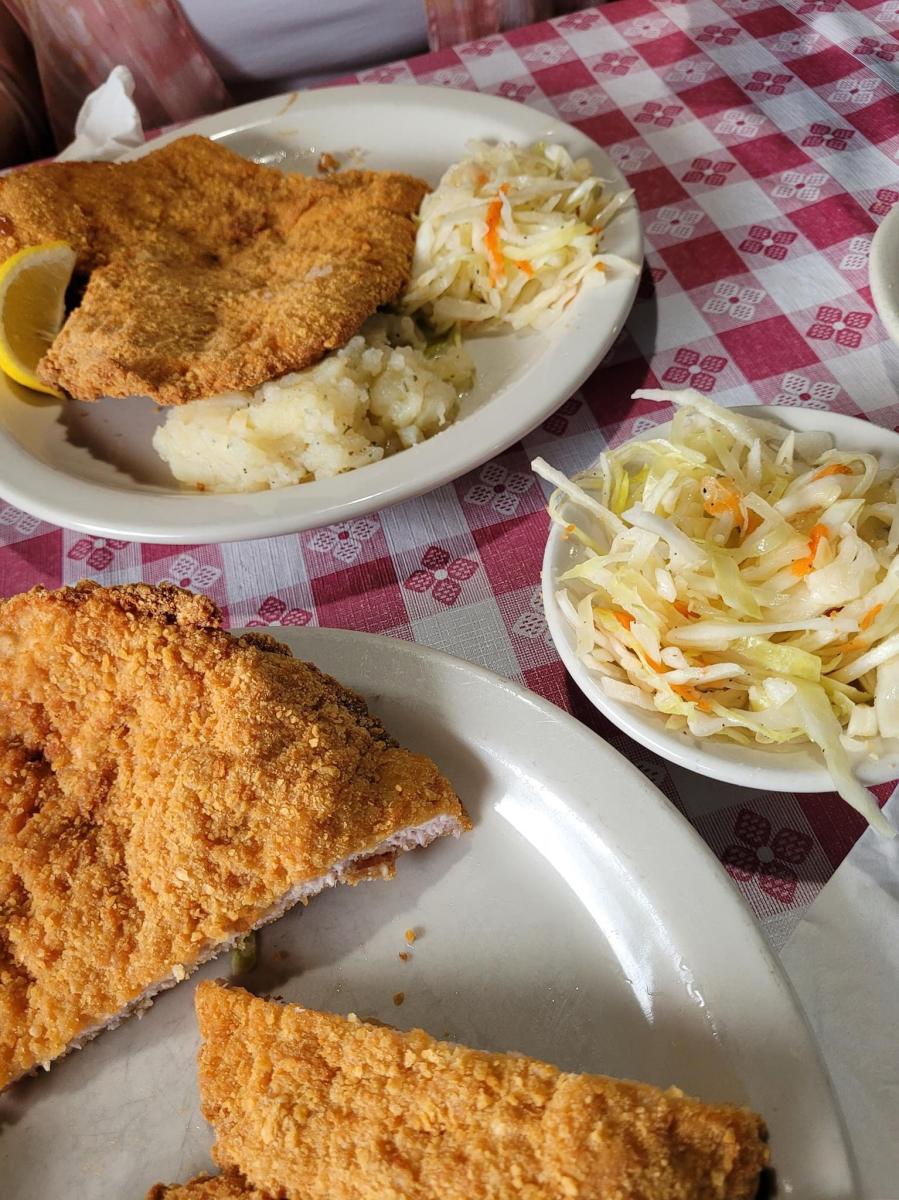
[870,201,899,351]
[1,628,854,1198]
[542,404,899,794]
[0,85,642,543]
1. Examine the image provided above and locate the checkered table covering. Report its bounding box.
[2,0,898,949]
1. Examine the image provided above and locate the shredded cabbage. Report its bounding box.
[402,141,638,334]
[535,387,898,836]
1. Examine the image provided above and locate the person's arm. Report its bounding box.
[0,5,51,167]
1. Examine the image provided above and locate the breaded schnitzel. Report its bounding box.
[0,582,468,1090]
[172,983,768,1200]
[0,136,428,404]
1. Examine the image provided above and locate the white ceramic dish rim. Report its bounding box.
[541,404,899,794]
[869,201,899,350]
[0,84,642,544]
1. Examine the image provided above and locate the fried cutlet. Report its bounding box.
[0,582,468,1090]
[182,983,769,1200]
[0,135,300,270]
[0,135,428,404]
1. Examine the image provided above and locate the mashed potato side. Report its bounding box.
[153,317,473,493]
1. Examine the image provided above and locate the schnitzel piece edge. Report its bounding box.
[184,983,769,1200]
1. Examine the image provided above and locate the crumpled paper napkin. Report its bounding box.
[780,790,899,1199]
[55,65,145,162]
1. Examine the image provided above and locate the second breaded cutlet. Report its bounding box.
[186,983,768,1200]
[0,135,428,404]
[0,582,468,1090]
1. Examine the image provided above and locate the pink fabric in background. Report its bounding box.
[4,0,229,148]
[424,1,591,50]
[0,1,595,155]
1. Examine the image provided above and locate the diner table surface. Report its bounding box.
[2,0,898,952]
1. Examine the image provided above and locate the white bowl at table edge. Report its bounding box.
[541,404,899,794]
[870,201,899,352]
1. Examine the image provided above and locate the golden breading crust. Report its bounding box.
[146,1173,268,1199]
[0,582,468,1089]
[0,136,300,270]
[196,983,769,1200]
[0,135,428,404]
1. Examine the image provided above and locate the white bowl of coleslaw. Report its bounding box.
[539,393,899,832]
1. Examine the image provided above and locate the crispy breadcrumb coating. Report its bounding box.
[0,582,467,1090]
[146,1173,268,1199]
[195,983,769,1200]
[0,135,428,404]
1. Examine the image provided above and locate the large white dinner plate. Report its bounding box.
[0,85,642,543]
[542,404,899,795]
[1,629,854,1198]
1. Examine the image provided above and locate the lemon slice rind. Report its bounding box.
[0,241,77,397]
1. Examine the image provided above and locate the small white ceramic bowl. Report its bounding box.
[541,405,899,793]
[870,202,899,351]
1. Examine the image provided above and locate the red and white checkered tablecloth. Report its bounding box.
[2,0,898,949]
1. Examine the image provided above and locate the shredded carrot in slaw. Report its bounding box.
[671,683,712,712]
[702,477,744,525]
[814,463,854,481]
[861,604,883,631]
[514,259,534,277]
[484,197,505,286]
[791,523,829,577]
[613,610,634,630]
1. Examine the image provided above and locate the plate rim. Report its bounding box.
[541,403,899,793]
[869,202,899,351]
[0,84,643,544]
[256,624,858,1193]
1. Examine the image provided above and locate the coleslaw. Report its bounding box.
[534,388,899,836]
[402,141,638,334]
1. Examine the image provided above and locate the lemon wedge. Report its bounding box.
[0,241,76,395]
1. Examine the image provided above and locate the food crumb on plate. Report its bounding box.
[393,992,405,1006]
[404,928,417,944]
